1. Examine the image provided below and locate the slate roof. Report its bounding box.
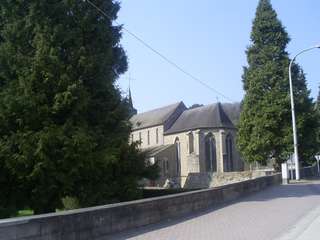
[221,102,241,126]
[130,102,185,131]
[165,103,235,135]
[143,144,175,157]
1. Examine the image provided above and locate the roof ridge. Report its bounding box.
[164,102,235,135]
[182,103,216,114]
[133,101,182,116]
[130,101,185,131]
[215,102,233,126]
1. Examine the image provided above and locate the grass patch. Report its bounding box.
[17,209,34,217]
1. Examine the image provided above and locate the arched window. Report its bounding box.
[162,158,169,175]
[147,130,150,145]
[156,128,159,144]
[224,134,233,172]
[175,137,181,175]
[188,132,194,154]
[205,133,217,172]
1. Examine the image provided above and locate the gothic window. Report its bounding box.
[224,134,233,172]
[188,132,194,154]
[147,130,150,145]
[166,160,169,173]
[162,160,166,175]
[162,158,169,175]
[205,133,217,172]
[139,132,142,142]
[156,128,159,144]
[175,137,181,175]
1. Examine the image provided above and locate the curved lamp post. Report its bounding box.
[289,45,320,180]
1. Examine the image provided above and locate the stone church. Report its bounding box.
[130,101,243,188]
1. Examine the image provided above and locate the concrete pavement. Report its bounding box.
[276,198,320,240]
[106,179,320,240]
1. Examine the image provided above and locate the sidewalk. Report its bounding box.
[276,201,320,240]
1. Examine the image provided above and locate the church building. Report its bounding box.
[130,101,243,188]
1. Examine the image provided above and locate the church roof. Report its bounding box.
[165,103,235,134]
[130,102,185,130]
[221,102,241,126]
[143,144,175,157]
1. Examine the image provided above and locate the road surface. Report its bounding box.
[106,179,320,240]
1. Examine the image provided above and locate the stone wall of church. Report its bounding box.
[164,131,192,187]
[225,130,243,171]
[131,125,164,149]
[198,129,223,173]
[164,128,243,187]
[199,129,243,173]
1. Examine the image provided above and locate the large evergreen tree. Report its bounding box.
[315,85,320,112]
[315,85,320,154]
[238,0,318,169]
[0,0,157,216]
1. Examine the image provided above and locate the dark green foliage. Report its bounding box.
[315,86,320,155]
[317,86,320,106]
[293,68,319,165]
[238,0,318,169]
[0,0,158,217]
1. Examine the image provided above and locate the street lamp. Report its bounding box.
[289,45,320,180]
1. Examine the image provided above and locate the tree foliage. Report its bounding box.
[315,86,320,154]
[237,0,318,169]
[0,0,158,217]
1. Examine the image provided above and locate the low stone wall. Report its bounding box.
[184,170,275,189]
[0,174,281,240]
[210,170,272,187]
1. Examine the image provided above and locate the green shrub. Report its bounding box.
[62,196,80,210]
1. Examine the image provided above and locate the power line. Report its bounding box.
[84,0,235,102]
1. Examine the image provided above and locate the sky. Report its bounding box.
[116,0,320,113]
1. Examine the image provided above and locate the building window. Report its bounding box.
[175,137,181,175]
[139,132,142,142]
[205,133,217,172]
[166,160,169,173]
[147,130,150,145]
[156,128,159,144]
[162,160,166,175]
[131,134,133,143]
[162,158,169,175]
[188,132,194,154]
[224,134,233,172]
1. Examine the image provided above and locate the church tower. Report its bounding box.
[128,87,137,117]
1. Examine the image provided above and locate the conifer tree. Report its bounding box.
[238,0,318,169]
[0,0,157,216]
[315,85,320,154]
[316,85,320,111]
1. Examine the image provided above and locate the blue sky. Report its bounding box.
[117,0,320,113]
